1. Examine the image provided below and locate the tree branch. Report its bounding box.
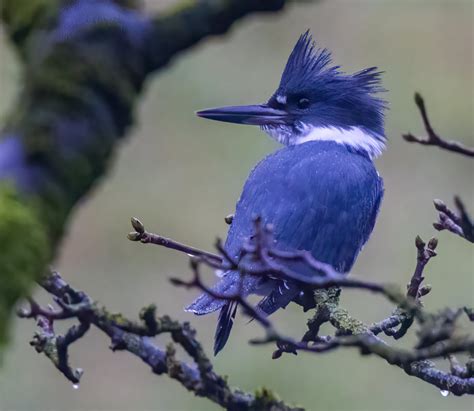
[403,93,474,157]
[433,197,474,243]
[406,236,437,299]
[20,271,302,411]
[402,94,474,244]
[168,219,473,396]
[20,218,473,403]
[0,0,297,349]
[128,217,222,263]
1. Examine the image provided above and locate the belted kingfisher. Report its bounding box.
[186,31,386,355]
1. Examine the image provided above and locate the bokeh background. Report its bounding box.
[0,0,473,410]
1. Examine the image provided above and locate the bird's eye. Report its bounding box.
[297,98,310,109]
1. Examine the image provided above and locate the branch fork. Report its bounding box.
[403,93,474,157]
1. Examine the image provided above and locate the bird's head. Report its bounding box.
[197,31,387,158]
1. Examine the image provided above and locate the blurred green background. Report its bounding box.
[0,0,473,410]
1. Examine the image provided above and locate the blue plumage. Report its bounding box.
[187,142,383,353]
[187,31,388,355]
[227,141,383,271]
[274,30,386,138]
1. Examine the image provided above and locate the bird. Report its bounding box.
[185,31,386,355]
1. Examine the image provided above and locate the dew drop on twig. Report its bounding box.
[440,390,449,397]
[72,383,80,390]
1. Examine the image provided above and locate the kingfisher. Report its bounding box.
[185,31,386,355]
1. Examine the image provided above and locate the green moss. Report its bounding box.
[330,307,368,335]
[1,0,61,49]
[99,306,132,326]
[253,387,280,410]
[0,185,50,348]
[314,287,340,308]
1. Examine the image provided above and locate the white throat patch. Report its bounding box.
[262,123,386,159]
[295,126,386,158]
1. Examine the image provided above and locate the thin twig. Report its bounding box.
[128,217,222,262]
[406,236,437,299]
[403,93,474,157]
[433,197,474,243]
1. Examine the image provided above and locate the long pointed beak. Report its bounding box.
[196,104,288,126]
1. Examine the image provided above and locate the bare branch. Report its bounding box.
[128,217,222,263]
[406,236,437,299]
[169,220,473,396]
[18,297,88,384]
[403,93,474,157]
[433,197,474,243]
[21,214,474,400]
[20,271,301,411]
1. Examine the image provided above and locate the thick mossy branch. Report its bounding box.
[0,0,292,350]
[147,0,287,71]
[0,186,50,346]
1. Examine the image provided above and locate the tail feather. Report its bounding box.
[214,302,238,355]
[256,281,300,316]
[185,271,240,315]
[185,291,227,315]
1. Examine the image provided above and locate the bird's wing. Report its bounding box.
[224,142,383,316]
[226,141,384,273]
[188,142,383,319]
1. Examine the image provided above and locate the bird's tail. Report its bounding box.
[214,301,238,355]
[256,281,301,316]
[184,291,227,316]
[185,270,244,355]
[184,270,237,315]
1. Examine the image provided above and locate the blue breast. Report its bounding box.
[225,140,383,273]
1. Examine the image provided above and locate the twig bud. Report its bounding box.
[428,238,438,250]
[17,307,30,318]
[169,277,187,287]
[438,212,448,222]
[402,133,417,142]
[415,235,425,249]
[433,199,446,211]
[131,217,145,234]
[414,92,424,107]
[433,222,444,231]
[127,231,141,241]
[418,285,432,297]
[272,349,282,359]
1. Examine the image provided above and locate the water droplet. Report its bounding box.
[72,383,80,390]
[440,390,449,397]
